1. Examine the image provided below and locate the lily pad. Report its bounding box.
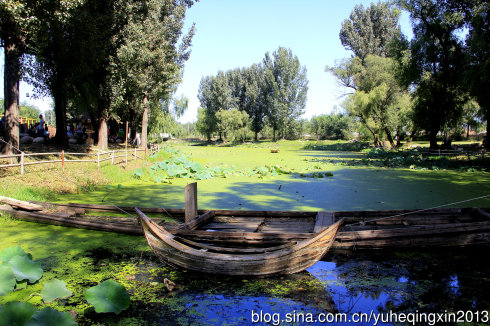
[41,279,73,303]
[26,308,76,326]
[0,246,32,264]
[0,301,36,326]
[0,265,16,295]
[85,279,130,314]
[7,255,43,283]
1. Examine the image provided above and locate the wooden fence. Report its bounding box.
[0,144,160,175]
[419,149,486,160]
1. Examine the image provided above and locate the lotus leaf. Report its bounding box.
[0,301,36,326]
[0,246,32,264]
[26,308,76,326]
[0,265,16,295]
[41,279,73,303]
[86,279,130,314]
[7,256,43,283]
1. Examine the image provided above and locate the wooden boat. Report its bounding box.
[135,208,343,275]
[1,196,490,250]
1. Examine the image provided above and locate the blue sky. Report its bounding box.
[1,0,413,123]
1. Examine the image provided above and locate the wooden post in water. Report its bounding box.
[185,182,198,224]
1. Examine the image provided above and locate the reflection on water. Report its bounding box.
[163,248,490,325]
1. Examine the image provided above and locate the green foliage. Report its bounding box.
[19,103,41,120]
[400,0,468,148]
[7,256,43,284]
[340,55,412,147]
[303,141,370,151]
[0,301,37,326]
[85,279,130,314]
[26,308,76,326]
[299,172,333,178]
[0,246,32,264]
[40,279,73,304]
[340,2,401,60]
[216,108,251,142]
[263,47,308,141]
[310,113,353,140]
[0,247,42,286]
[0,266,16,296]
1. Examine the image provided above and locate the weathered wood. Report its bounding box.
[136,207,343,275]
[475,208,490,220]
[0,196,44,211]
[175,236,297,253]
[185,183,198,223]
[314,212,335,233]
[1,208,143,235]
[185,210,215,230]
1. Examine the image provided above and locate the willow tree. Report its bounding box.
[112,0,195,149]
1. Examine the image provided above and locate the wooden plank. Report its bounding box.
[0,196,44,211]
[175,237,297,253]
[185,210,215,230]
[475,208,490,220]
[314,212,334,233]
[185,183,198,223]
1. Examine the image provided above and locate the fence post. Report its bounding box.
[97,152,100,170]
[134,147,137,160]
[20,152,24,176]
[61,150,65,171]
[112,151,115,165]
[125,121,128,166]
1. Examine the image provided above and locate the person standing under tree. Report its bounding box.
[37,114,45,137]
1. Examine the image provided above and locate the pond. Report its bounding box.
[2,142,490,325]
[143,248,490,326]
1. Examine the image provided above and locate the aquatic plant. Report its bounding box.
[85,279,130,314]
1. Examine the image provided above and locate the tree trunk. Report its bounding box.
[53,84,69,148]
[254,131,258,142]
[2,42,21,155]
[486,109,490,150]
[141,95,149,149]
[97,116,108,150]
[429,129,438,150]
[272,128,276,142]
[384,127,395,149]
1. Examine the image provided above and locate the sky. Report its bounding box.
[1,0,413,123]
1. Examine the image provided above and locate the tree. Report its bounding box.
[215,108,250,142]
[340,2,402,61]
[0,1,38,153]
[19,103,40,120]
[464,1,490,148]
[243,64,267,141]
[112,0,195,150]
[400,0,468,149]
[310,113,353,140]
[263,47,308,141]
[24,1,85,148]
[196,107,216,141]
[197,72,234,140]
